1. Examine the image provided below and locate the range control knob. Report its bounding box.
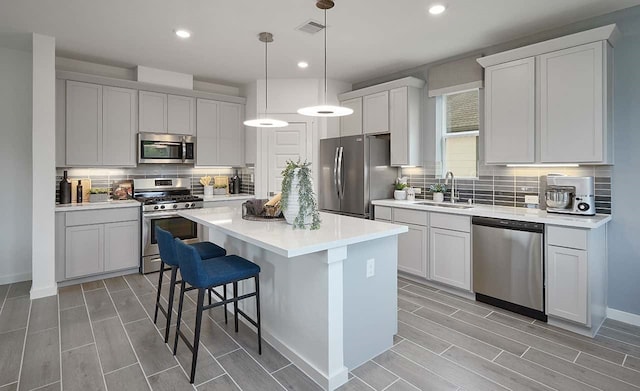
[160,205,165,209]
[185,203,190,208]
[173,204,178,209]
[153,206,159,210]
[577,203,590,211]
[191,203,196,208]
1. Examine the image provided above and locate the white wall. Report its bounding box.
[0,45,33,284]
[31,33,57,299]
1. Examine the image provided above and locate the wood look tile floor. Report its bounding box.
[2,275,640,390]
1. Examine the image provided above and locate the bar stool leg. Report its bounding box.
[173,281,186,355]
[153,261,165,324]
[255,275,262,355]
[190,289,205,384]
[164,266,178,343]
[223,284,228,324]
[208,288,212,306]
[233,281,239,332]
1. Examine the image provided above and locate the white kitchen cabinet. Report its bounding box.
[390,86,422,166]
[102,86,137,166]
[340,97,363,136]
[363,91,389,135]
[104,221,140,272]
[196,98,219,166]
[138,90,167,133]
[218,102,245,167]
[398,223,428,278]
[429,227,471,291]
[167,94,196,135]
[540,41,610,163]
[66,81,102,166]
[547,245,588,324]
[484,58,536,164]
[65,225,104,279]
[56,79,66,168]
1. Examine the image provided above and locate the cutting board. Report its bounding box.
[71,178,91,203]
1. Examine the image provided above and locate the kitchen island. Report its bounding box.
[178,207,407,391]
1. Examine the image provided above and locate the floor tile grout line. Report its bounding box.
[59,303,86,312]
[600,325,640,339]
[597,329,640,350]
[0,283,10,318]
[81,282,110,391]
[623,354,628,366]
[0,325,29,336]
[569,354,640,389]
[102,361,140,377]
[144,363,180,380]
[15,298,33,391]
[438,344,455,357]
[57,294,64,391]
[484,311,494,319]
[60,341,96,354]
[90,314,121,325]
[348,372,377,390]
[269,362,292,375]
[30,379,61,391]
[574,351,580,363]
[520,346,531,358]
[492,349,504,362]
[0,381,17,390]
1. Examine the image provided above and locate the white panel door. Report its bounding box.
[66,81,102,166]
[102,86,137,166]
[484,57,535,164]
[139,91,167,133]
[218,102,244,167]
[547,245,588,324]
[196,99,219,166]
[167,94,195,135]
[429,228,471,290]
[268,123,309,196]
[540,42,604,163]
[363,91,389,135]
[65,224,104,278]
[104,221,139,272]
[340,97,363,136]
[397,223,428,278]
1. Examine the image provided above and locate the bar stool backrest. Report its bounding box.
[156,226,179,267]
[175,238,207,288]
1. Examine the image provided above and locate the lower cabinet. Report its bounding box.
[65,225,104,279]
[104,221,140,272]
[547,245,588,324]
[398,223,428,277]
[429,228,471,290]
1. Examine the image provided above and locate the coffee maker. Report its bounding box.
[229,171,241,194]
[545,175,595,216]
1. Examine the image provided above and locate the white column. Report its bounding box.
[31,33,57,299]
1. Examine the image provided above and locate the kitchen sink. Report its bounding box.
[414,201,474,209]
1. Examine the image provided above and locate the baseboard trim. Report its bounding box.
[607,307,640,327]
[0,272,32,285]
[30,284,58,300]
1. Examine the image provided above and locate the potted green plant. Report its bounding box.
[89,188,109,203]
[394,178,408,200]
[281,160,321,230]
[429,183,447,202]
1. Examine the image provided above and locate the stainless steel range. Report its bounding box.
[134,178,204,273]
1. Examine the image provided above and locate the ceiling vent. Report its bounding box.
[297,20,325,34]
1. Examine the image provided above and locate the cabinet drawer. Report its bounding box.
[429,212,470,233]
[547,226,587,250]
[393,208,428,226]
[375,206,392,221]
[66,207,139,227]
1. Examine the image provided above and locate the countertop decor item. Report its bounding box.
[201,176,214,196]
[213,183,227,195]
[89,188,109,203]
[242,198,284,221]
[111,180,133,200]
[59,170,71,204]
[429,183,447,202]
[281,160,321,229]
[394,178,408,200]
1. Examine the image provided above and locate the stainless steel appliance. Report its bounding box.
[134,178,204,273]
[472,217,546,321]
[138,133,195,164]
[545,175,595,216]
[319,135,397,219]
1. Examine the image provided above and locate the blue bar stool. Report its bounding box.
[153,227,228,343]
[174,239,262,384]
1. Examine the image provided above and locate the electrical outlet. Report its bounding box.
[524,195,539,205]
[414,187,422,194]
[366,259,375,278]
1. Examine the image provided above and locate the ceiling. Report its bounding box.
[1,0,639,87]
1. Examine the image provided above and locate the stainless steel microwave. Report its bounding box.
[138,133,195,164]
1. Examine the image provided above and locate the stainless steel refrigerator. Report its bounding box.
[319,135,397,218]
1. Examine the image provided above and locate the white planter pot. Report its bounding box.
[204,185,213,196]
[433,192,444,202]
[283,169,312,226]
[394,190,407,200]
[89,193,109,203]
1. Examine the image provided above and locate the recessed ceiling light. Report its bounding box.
[428,4,446,15]
[298,61,309,69]
[175,29,191,39]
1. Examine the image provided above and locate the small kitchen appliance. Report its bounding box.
[545,175,595,216]
[138,133,195,164]
[134,178,204,273]
[229,171,241,194]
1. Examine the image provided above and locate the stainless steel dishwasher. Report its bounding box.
[472,217,546,321]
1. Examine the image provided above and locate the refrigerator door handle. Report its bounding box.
[333,147,340,199]
[337,147,344,199]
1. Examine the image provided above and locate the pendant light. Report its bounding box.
[297,0,353,117]
[244,32,288,128]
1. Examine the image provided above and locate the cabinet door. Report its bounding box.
[196,99,219,166]
[540,42,604,163]
[363,91,389,135]
[102,86,137,166]
[340,97,363,136]
[56,79,66,168]
[104,221,140,272]
[547,245,588,324]
[66,81,102,166]
[167,95,195,135]
[429,228,471,290]
[484,58,535,164]
[218,102,244,167]
[397,223,428,278]
[139,91,167,133]
[65,225,104,278]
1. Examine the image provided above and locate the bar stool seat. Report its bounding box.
[186,255,260,288]
[190,241,228,260]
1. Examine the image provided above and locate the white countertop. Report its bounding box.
[372,199,611,229]
[179,207,408,258]
[202,194,255,202]
[55,199,141,212]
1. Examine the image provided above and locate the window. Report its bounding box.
[438,89,479,178]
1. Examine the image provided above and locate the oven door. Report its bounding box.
[142,211,200,273]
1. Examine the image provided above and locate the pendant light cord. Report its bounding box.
[265,37,268,116]
[324,9,327,105]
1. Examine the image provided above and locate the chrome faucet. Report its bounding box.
[444,171,458,203]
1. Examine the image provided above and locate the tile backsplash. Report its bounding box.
[401,165,611,214]
[55,165,255,200]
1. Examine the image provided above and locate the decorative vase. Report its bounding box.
[204,185,213,196]
[394,190,407,200]
[433,192,444,202]
[284,169,312,226]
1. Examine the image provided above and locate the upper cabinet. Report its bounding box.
[139,91,195,135]
[196,99,245,167]
[102,86,137,166]
[339,77,425,167]
[478,24,618,165]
